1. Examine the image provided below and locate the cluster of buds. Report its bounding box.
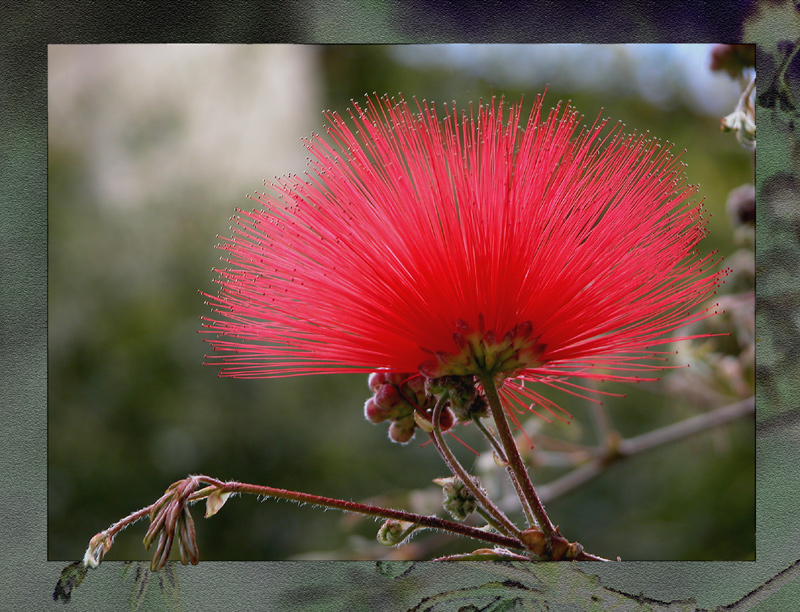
[425,375,489,423]
[142,477,200,571]
[433,476,479,521]
[364,371,455,443]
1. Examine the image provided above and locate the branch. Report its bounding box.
[82,473,526,571]
[535,396,754,504]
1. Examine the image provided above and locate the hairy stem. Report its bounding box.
[84,473,525,568]
[207,478,521,548]
[478,372,557,556]
[474,416,537,526]
[429,393,521,539]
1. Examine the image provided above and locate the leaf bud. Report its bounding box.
[377,519,417,546]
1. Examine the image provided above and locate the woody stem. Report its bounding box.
[477,372,557,557]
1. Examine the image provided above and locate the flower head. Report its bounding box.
[202,94,725,419]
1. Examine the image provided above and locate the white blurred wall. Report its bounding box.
[49,45,323,211]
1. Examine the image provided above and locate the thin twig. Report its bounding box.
[619,396,754,456]
[534,396,755,504]
[215,478,523,549]
[474,416,538,526]
[428,393,521,539]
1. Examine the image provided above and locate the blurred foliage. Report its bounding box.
[754,34,800,423]
[49,44,754,563]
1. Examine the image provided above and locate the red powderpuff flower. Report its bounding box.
[202,94,726,421]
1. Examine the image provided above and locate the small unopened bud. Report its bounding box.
[414,405,456,433]
[373,384,416,421]
[374,383,403,409]
[377,519,417,545]
[436,476,478,521]
[385,372,411,386]
[368,371,389,392]
[492,450,509,467]
[438,406,455,431]
[551,535,570,561]
[520,527,582,560]
[388,416,416,444]
[364,397,390,423]
[402,374,426,401]
[565,541,584,560]
[205,489,232,518]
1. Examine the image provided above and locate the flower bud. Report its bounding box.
[385,372,411,387]
[205,489,232,518]
[519,527,546,556]
[413,410,434,432]
[388,416,416,444]
[364,397,390,423]
[368,370,389,392]
[413,405,455,433]
[374,383,414,414]
[551,535,570,561]
[374,383,403,409]
[566,541,584,560]
[402,374,426,401]
[438,406,455,431]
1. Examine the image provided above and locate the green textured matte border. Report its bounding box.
[2,2,797,610]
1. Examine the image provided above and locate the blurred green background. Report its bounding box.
[48,44,754,562]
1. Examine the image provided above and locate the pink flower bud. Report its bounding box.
[364,397,390,423]
[374,383,403,410]
[368,371,389,392]
[438,406,455,432]
[388,418,416,444]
